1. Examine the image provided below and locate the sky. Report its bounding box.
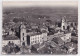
[3,1,78,7]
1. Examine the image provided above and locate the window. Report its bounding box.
[35,41,36,43]
[23,33,24,36]
[23,37,24,40]
[63,26,65,30]
[33,41,34,43]
[22,42,25,46]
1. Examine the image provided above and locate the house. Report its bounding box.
[52,37,64,46]
[2,35,20,47]
[31,43,45,52]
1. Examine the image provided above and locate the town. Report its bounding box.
[2,15,78,54]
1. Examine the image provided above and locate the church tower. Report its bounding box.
[61,16,67,30]
[20,22,27,46]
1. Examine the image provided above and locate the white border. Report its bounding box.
[3,0,78,1]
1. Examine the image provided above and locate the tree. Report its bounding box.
[13,18,19,23]
[46,20,52,24]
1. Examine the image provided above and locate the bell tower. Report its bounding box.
[20,22,27,46]
[61,16,66,30]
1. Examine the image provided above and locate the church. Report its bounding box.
[56,16,76,32]
[19,22,48,46]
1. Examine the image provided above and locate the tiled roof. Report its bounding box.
[50,41,59,47]
[52,37,64,45]
[29,32,42,36]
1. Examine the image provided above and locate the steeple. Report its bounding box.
[61,16,66,30]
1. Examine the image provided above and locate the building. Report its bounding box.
[29,32,47,45]
[8,29,16,35]
[55,16,76,32]
[2,35,20,47]
[51,31,71,45]
[31,43,45,51]
[20,23,48,46]
[20,23,27,46]
[61,16,68,30]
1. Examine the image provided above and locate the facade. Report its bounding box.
[2,40,20,47]
[30,32,47,45]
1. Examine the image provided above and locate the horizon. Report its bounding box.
[3,1,78,8]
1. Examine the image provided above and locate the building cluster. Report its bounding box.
[2,16,78,54]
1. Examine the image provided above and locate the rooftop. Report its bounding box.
[29,30,47,36]
[32,44,40,49]
[29,32,42,36]
[50,41,59,48]
[3,35,19,40]
[65,42,77,49]
[53,31,71,37]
